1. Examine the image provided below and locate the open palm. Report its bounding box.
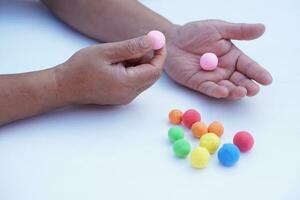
[165,20,272,100]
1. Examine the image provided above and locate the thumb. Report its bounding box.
[103,35,153,63]
[215,20,266,40]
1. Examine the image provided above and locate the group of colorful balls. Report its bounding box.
[168,109,254,169]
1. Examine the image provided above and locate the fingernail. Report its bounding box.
[265,74,273,84]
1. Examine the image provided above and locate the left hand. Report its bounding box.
[165,20,273,100]
[55,35,166,105]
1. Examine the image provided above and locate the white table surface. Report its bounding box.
[0,0,300,199]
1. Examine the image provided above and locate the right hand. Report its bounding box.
[54,35,166,105]
[165,20,272,100]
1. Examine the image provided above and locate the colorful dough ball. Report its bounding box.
[200,53,218,71]
[233,131,254,152]
[218,143,240,167]
[147,30,166,50]
[173,139,191,158]
[182,109,201,129]
[168,109,183,125]
[168,126,184,143]
[190,147,210,169]
[208,121,224,137]
[191,122,208,138]
[199,133,221,154]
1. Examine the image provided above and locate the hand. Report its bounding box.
[54,35,166,105]
[165,20,273,100]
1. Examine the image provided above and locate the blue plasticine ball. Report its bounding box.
[218,143,240,167]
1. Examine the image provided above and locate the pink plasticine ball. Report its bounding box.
[233,131,254,152]
[200,53,218,71]
[147,30,166,50]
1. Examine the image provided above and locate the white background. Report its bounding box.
[0,0,300,199]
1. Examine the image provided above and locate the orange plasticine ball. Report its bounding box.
[191,122,208,138]
[208,121,224,137]
[168,109,183,124]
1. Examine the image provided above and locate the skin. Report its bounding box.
[0,35,166,125]
[0,0,273,125]
[167,21,272,99]
[42,0,272,100]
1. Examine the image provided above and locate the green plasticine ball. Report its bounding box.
[173,139,191,158]
[168,126,184,143]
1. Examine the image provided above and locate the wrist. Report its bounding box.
[52,63,79,107]
[165,24,181,49]
[165,24,180,39]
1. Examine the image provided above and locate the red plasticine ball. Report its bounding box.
[233,131,254,152]
[182,109,201,129]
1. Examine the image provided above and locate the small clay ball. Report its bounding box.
[191,122,208,138]
[147,30,166,50]
[173,139,191,158]
[200,53,218,71]
[168,126,184,143]
[168,109,183,125]
[233,131,254,152]
[199,133,221,154]
[182,109,201,129]
[208,121,224,137]
[190,147,210,169]
[218,143,240,167]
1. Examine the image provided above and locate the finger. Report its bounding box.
[218,80,247,100]
[215,20,266,40]
[149,46,167,68]
[123,54,151,67]
[229,71,260,96]
[103,35,153,63]
[126,64,161,91]
[197,81,229,98]
[236,52,273,85]
[136,82,155,94]
[126,46,167,88]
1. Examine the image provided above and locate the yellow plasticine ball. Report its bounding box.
[191,122,208,138]
[200,133,221,154]
[190,147,210,169]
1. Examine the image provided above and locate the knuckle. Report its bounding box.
[125,37,149,56]
[231,73,243,85]
[125,40,140,56]
[151,69,162,81]
[137,37,151,49]
[199,83,210,94]
[246,61,259,76]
